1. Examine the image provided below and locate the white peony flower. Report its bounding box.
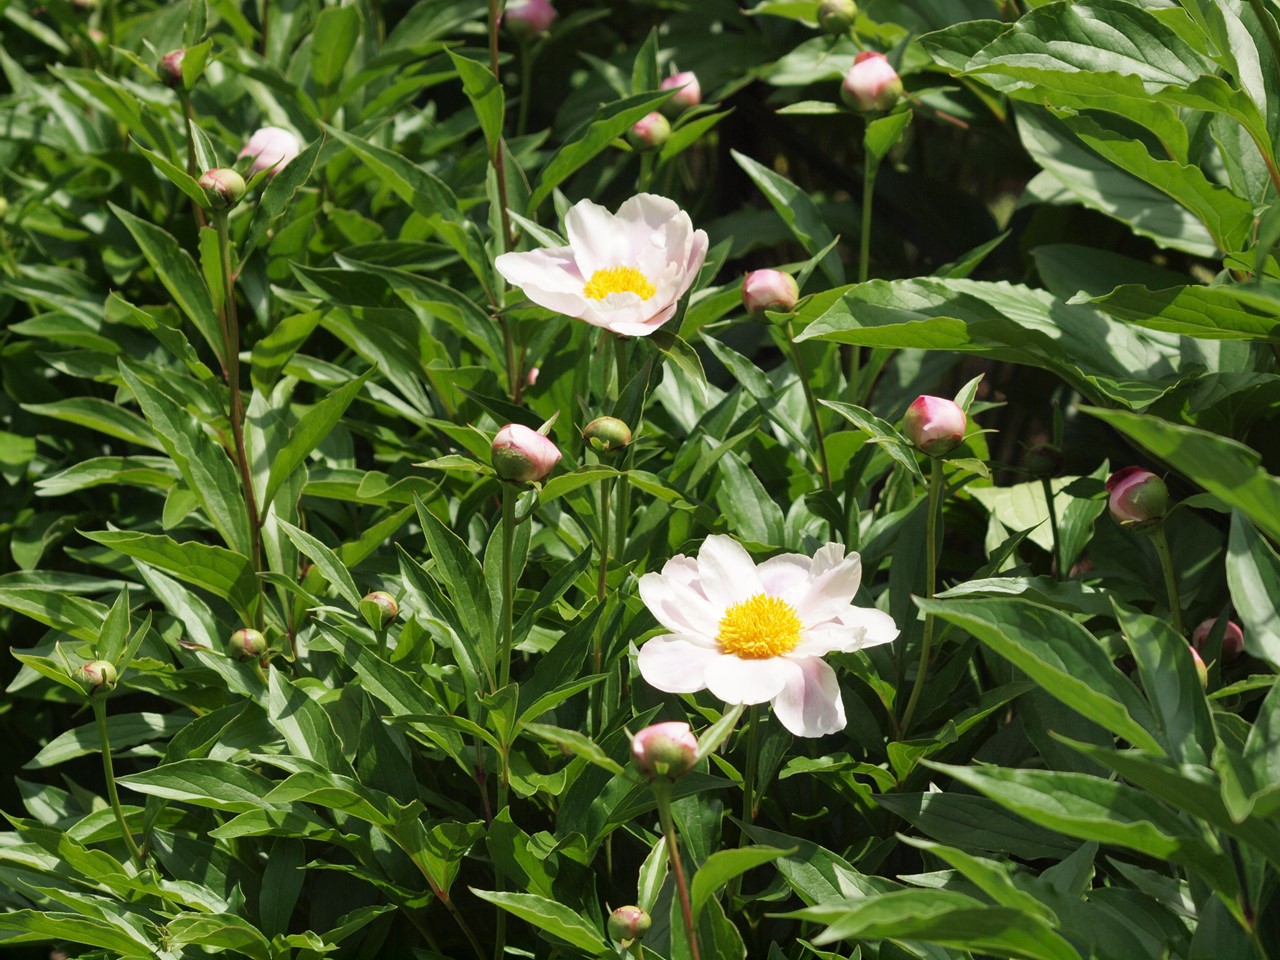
[636,535,898,737]
[239,126,301,177]
[494,193,709,338]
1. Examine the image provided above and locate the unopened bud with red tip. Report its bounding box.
[79,660,117,694]
[1193,618,1244,660]
[818,0,857,33]
[492,423,561,483]
[229,627,266,661]
[608,905,652,945]
[1105,468,1168,528]
[742,269,800,317]
[159,49,185,87]
[503,0,556,36]
[631,721,698,782]
[1023,443,1064,479]
[628,112,670,151]
[904,395,966,457]
[199,168,246,209]
[361,590,399,630]
[841,51,903,112]
[660,71,701,113]
[583,416,632,453]
[1189,645,1208,688]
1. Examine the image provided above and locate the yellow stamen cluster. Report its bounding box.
[583,266,656,301]
[717,594,803,660]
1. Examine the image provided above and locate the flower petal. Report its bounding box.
[793,546,864,627]
[757,553,813,602]
[705,654,792,705]
[495,248,591,316]
[638,567,720,637]
[772,657,846,737]
[616,193,683,232]
[696,535,763,608]
[566,199,630,276]
[636,635,718,694]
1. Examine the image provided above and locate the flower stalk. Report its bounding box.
[93,697,143,864]
[900,455,944,734]
[784,319,833,496]
[1150,524,1185,638]
[1041,476,1063,580]
[653,782,701,960]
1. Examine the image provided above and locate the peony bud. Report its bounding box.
[1189,645,1208,688]
[742,269,800,317]
[903,395,966,457]
[660,71,702,113]
[841,51,903,112]
[492,423,561,483]
[503,0,556,36]
[199,168,246,208]
[817,0,857,34]
[1192,618,1244,660]
[608,905,652,945]
[1105,468,1168,527]
[583,416,632,453]
[238,126,301,177]
[631,721,698,782]
[627,112,670,151]
[526,366,540,387]
[159,49,186,87]
[79,659,117,694]
[229,627,267,660]
[362,590,399,629]
[1022,443,1064,479]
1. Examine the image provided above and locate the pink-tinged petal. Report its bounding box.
[677,229,710,296]
[565,199,629,276]
[604,303,680,337]
[696,535,764,607]
[704,654,792,705]
[495,247,584,291]
[836,606,900,648]
[794,548,864,627]
[757,553,813,601]
[636,635,719,694]
[638,569,720,637]
[772,657,846,737]
[615,193,683,232]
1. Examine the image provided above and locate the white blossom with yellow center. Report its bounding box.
[636,536,899,737]
[494,194,708,337]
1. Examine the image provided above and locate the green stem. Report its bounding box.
[498,483,517,691]
[638,151,656,193]
[405,847,486,960]
[858,154,877,285]
[900,456,945,735]
[1150,524,1185,638]
[784,320,833,495]
[516,38,534,138]
[741,705,761,827]
[1041,476,1063,580]
[486,0,513,252]
[654,784,700,960]
[590,477,612,736]
[93,698,143,864]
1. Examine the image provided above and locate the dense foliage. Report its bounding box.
[2,0,1280,958]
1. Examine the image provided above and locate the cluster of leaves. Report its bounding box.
[0,0,1279,958]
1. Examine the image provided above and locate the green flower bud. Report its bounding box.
[608,905,652,945]
[817,0,857,34]
[199,168,246,209]
[229,627,266,661]
[361,590,399,629]
[583,416,632,453]
[79,659,117,694]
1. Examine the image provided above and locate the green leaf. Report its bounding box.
[732,149,843,285]
[864,110,911,164]
[97,587,130,664]
[21,397,162,449]
[167,912,271,960]
[264,370,370,510]
[243,135,323,258]
[898,836,1059,925]
[267,669,355,777]
[277,520,362,608]
[528,90,671,212]
[311,5,360,89]
[109,203,223,366]
[470,889,610,956]
[135,140,210,210]
[415,496,495,652]
[691,846,791,920]
[0,912,156,956]
[26,712,189,769]
[1227,512,1280,667]
[917,596,1161,753]
[1080,282,1280,342]
[449,50,504,155]
[1082,407,1280,543]
[118,758,279,813]
[822,399,924,482]
[522,723,625,776]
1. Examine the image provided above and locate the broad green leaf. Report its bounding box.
[449,50,503,155]
[264,370,371,510]
[732,149,842,285]
[0,912,155,955]
[82,529,257,615]
[522,723,625,775]
[415,496,495,651]
[1227,512,1280,666]
[243,135,323,257]
[0,587,106,642]
[118,759,278,813]
[691,846,791,920]
[470,889,611,956]
[21,397,162,449]
[311,5,360,88]
[167,912,271,960]
[267,670,355,777]
[1080,282,1280,342]
[917,596,1161,752]
[277,520,362,608]
[26,712,189,769]
[898,836,1058,924]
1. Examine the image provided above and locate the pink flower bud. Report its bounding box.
[818,0,857,33]
[631,721,698,781]
[526,366,540,387]
[583,416,632,452]
[79,659,117,694]
[503,0,556,36]
[841,51,903,112]
[1192,618,1244,660]
[1105,468,1168,527]
[492,423,561,483]
[159,49,186,88]
[608,905,652,945]
[742,269,800,317]
[1189,645,1208,688]
[903,395,966,457]
[229,627,267,660]
[628,112,671,151]
[660,71,702,112]
[238,126,301,177]
[199,168,246,208]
